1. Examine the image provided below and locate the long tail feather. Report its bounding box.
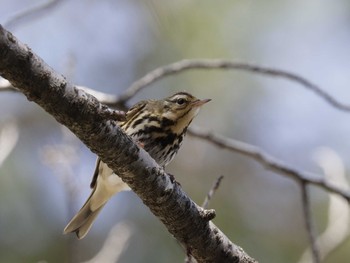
[64,160,130,239]
[64,190,106,239]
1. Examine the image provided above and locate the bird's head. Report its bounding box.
[159,92,211,132]
[122,92,210,134]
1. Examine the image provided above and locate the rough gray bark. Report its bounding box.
[0,25,257,263]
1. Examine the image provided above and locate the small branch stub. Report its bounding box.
[199,208,216,221]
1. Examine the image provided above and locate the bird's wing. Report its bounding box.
[90,157,101,188]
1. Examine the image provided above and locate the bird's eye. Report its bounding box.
[176,98,186,105]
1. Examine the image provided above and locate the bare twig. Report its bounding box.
[185,175,225,263]
[77,86,121,107]
[188,126,350,202]
[1,76,127,110]
[202,175,224,209]
[3,59,350,114]
[99,107,126,121]
[300,183,320,263]
[4,0,65,30]
[0,78,126,121]
[298,148,350,263]
[116,59,350,112]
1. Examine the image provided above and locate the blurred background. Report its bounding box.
[1,0,350,262]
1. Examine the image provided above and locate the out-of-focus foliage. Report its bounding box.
[1,0,350,262]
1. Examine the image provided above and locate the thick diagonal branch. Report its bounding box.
[0,25,256,263]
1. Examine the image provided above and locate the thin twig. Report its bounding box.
[3,59,350,114]
[184,175,224,263]
[78,86,121,107]
[0,78,126,120]
[99,107,126,121]
[202,175,224,209]
[188,126,350,202]
[4,0,65,30]
[300,183,320,263]
[185,175,224,263]
[298,148,350,263]
[0,77,129,109]
[117,59,350,112]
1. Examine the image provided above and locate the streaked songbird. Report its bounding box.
[64,92,211,239]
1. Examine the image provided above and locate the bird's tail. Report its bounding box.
[64,161,130,239]
[63,190,106,239]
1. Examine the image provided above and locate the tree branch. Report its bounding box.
[185,175,225,263]
[202,175,224,209]
[0,25,256,263]
[188,126,350,202]
[115,59,350,112]
[3,58,349,114]
[298,148,350,263]
[4,0,65,30]
[300,183,320,263]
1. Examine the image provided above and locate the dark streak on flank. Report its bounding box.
[161,117,175,127]
[131,114,159,129]
[147,116,161,123]
[131,125,164,137]
[122,103,147,130]
[131,116,145,129]
[153,131,177,148]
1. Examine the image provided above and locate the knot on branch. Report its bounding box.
[166,172,181,186]
[232,255,240,263]
[199,208,216,221]
[146,166,165,182]
[145,166,175,194]
[100,104,126,121]
[145,167,179,189]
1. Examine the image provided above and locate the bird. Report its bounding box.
[63,91,211,239]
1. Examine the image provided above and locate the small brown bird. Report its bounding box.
[63,92,210,239]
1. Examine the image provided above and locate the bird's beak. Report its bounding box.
[192,98,211,107]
